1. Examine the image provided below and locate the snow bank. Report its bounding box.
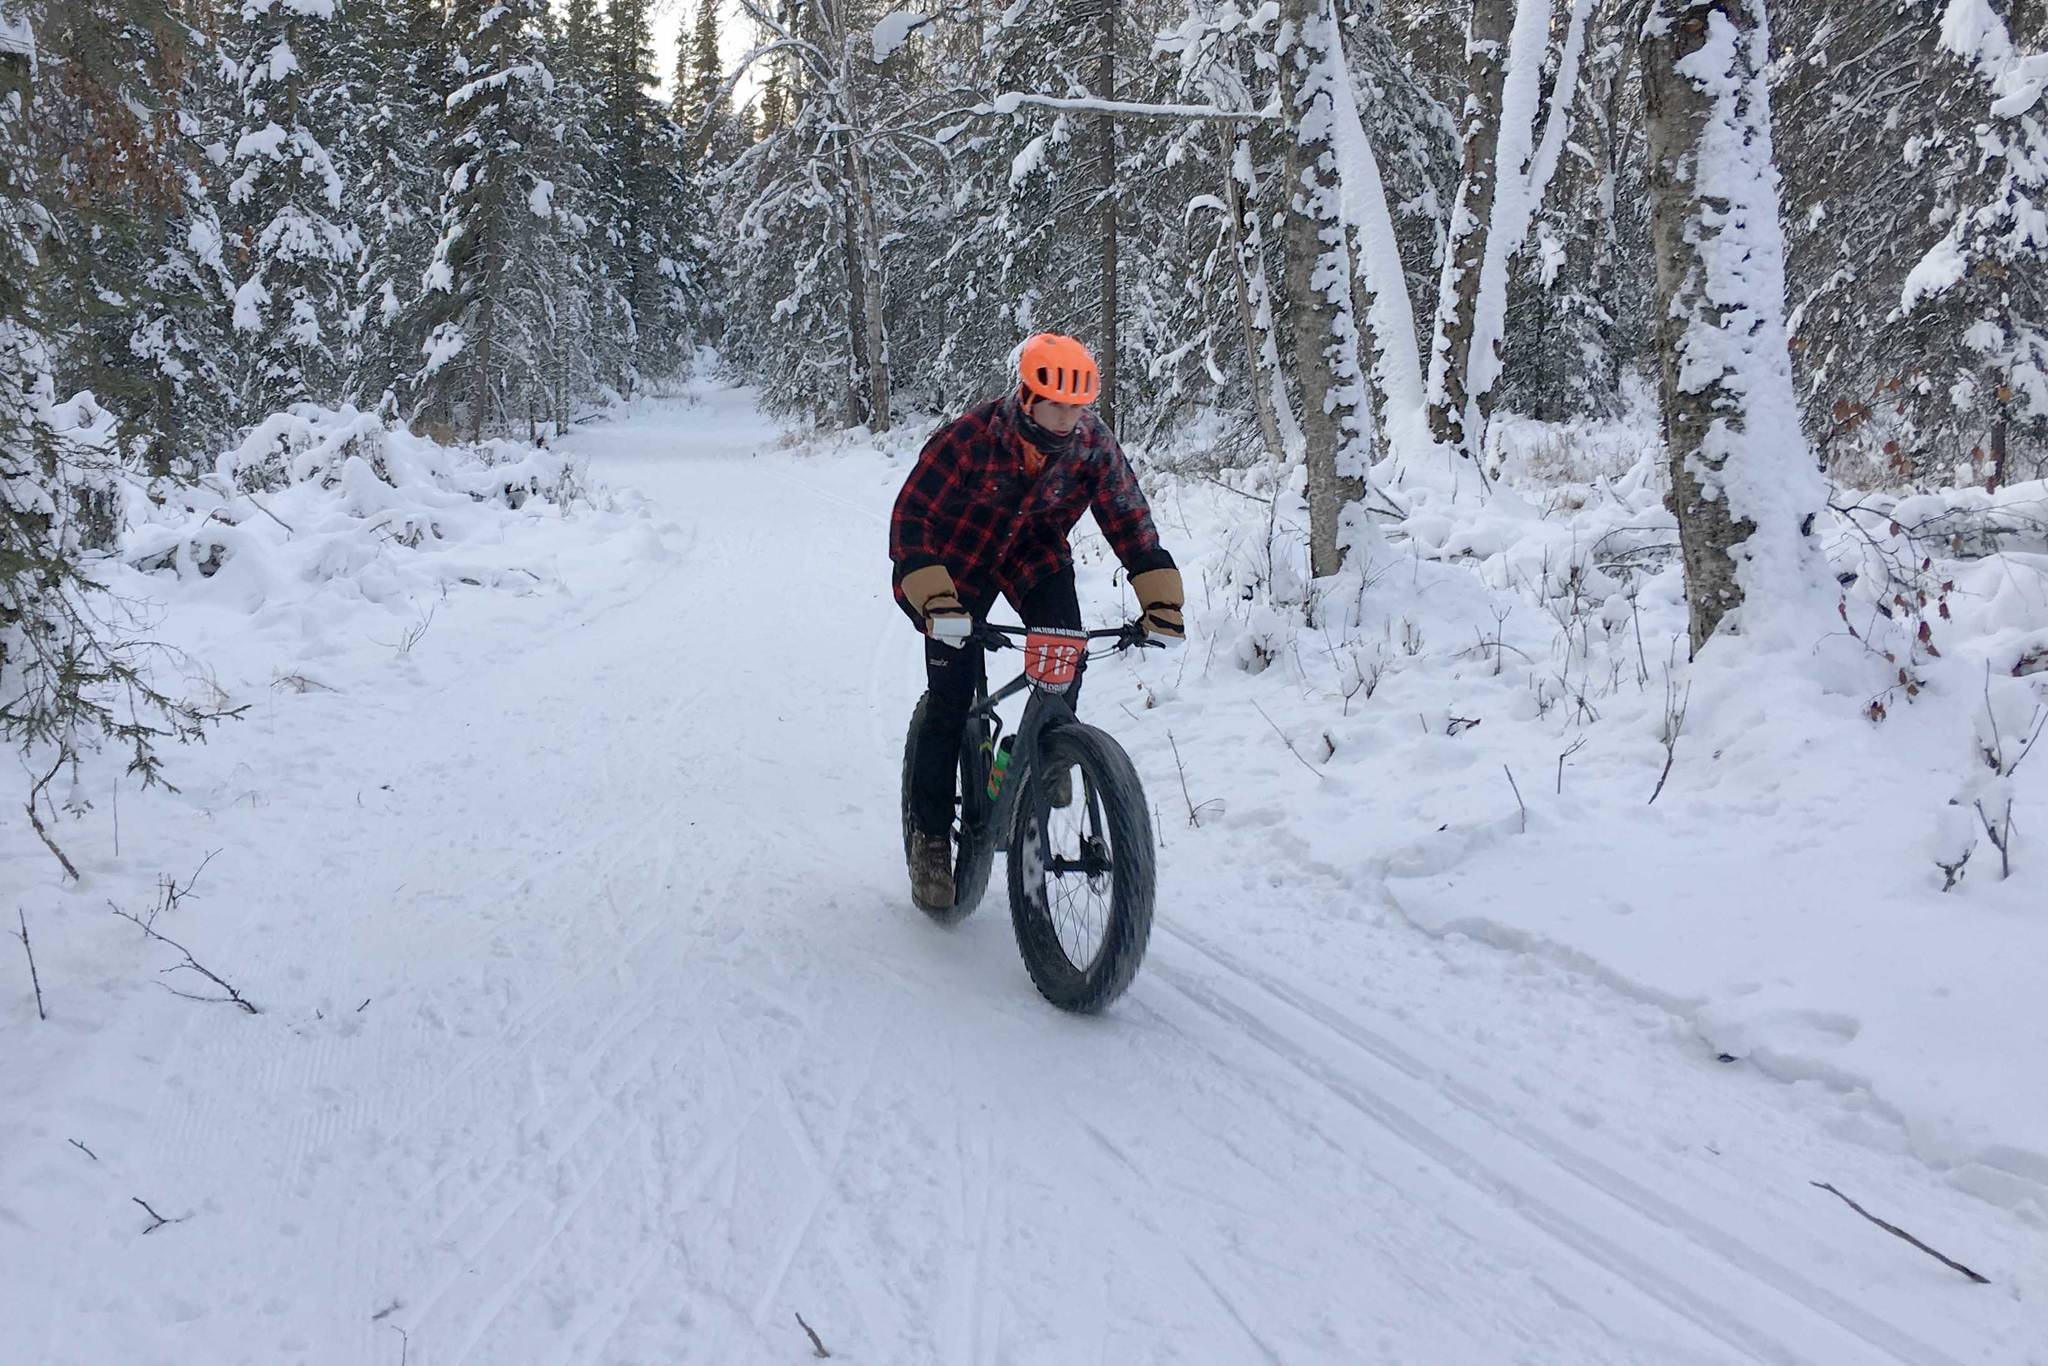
[1102,411,2048,1217]
[121,405,645,615]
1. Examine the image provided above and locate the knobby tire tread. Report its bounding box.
[1007,722,1156,1012]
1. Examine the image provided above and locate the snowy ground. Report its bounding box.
[3,386,2045,1364]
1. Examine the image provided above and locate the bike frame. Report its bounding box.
[963,622,1151,852]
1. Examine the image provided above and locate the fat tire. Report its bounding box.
[901,693,996,923]
[1006,723,1155,1012]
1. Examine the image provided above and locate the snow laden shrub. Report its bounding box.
[126,406,600,610]
[1,351,218,803]
[1937,671,2048,888]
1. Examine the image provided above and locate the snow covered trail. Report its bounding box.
[5,391,2045,1364]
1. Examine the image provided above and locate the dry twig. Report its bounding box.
[16,907,45,1020]
[132,1197,186,1235]
[1250,700,1326,780]
[25,756,80,881]
[1166,731,1218,827]
[794,1311,832,1358]
[1648,668,1690,806]
[1811,1182,1989,1284]
[1558,736,1588,794]
[110,904,258,1014]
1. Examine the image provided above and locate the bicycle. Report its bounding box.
[900,620,1161,1013]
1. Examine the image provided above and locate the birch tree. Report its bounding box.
[1426,0,1594,470]
[1643,0,1826,651]
[1280,0,1375,575]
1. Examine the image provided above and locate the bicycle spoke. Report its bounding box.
[1038,763,1114,971]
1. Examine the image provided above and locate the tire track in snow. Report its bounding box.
[1151,925,1963,1366]
[747,1022,888,1327]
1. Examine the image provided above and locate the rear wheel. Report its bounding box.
[901,693,997,923]
[1007,723,1155,1012]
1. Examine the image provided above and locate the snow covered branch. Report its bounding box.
[982,92,1277,123]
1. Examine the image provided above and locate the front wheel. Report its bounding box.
[1007,723,1156,1012]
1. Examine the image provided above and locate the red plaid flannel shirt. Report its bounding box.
[890,394,1175,624]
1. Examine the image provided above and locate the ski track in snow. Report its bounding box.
[2,389,2044,1365]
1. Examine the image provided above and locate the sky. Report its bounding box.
[650,0,765,108]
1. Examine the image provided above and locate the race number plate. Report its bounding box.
[1023,628,1086,692]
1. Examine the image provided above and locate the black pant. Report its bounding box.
[910,569,1084,836]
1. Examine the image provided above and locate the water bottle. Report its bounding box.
[986,736,1015,799]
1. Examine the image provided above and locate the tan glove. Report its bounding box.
[901,564,970,640]
[1130,567,1185,639]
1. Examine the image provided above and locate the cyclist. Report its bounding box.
[891,333,1184,911]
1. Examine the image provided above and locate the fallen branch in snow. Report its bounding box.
[1251,700,1327,781]
[271,671,337,694]
[15,907,45,1020]
[110,902,259,1014]
[794,1310,832,1357]
[25,757,80,881]
[68,1138,97,1161]
[1810,1182,1989,1285]
[132,1196,187,1235]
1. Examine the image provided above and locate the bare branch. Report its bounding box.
[980,92,1278,124]
[110,903,258,1015]
[1166,730,1220,827]
[1810,1182,1990,1285]
[794,1310,832,1358]
[1250,700,1327,780]
[132,1196,187,1235]
[1558,736,1588,794]
[25,756,80,881]
[15,907,45,1020]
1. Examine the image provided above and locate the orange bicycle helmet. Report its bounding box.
[1018,333,1100,406]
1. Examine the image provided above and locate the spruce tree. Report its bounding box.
[416,0,556,437]
[223,0,361,414]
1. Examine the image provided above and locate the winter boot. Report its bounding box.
[1044,763,1076,809]
[908,829,955,911]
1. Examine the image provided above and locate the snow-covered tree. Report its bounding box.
[1643,0,1826,650]
[224,0,361,414]
[1899,0,2047,488]
[1280,0,1376,575]
[415,0,558,437]
[344,0,451,417]
[2,0,218,823]
[1425,0,1593,470]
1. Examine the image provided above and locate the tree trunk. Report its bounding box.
[1218,124,1291,460]
[1644,0,1823,652]
[839,173,867,428]
[1280,0,1372,577]
[838,58,891,432]
[1098,0,1119,432]
[1426,0,1510,457]
[474,225,500,443]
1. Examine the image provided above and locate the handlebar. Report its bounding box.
[970,621,1162,654]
